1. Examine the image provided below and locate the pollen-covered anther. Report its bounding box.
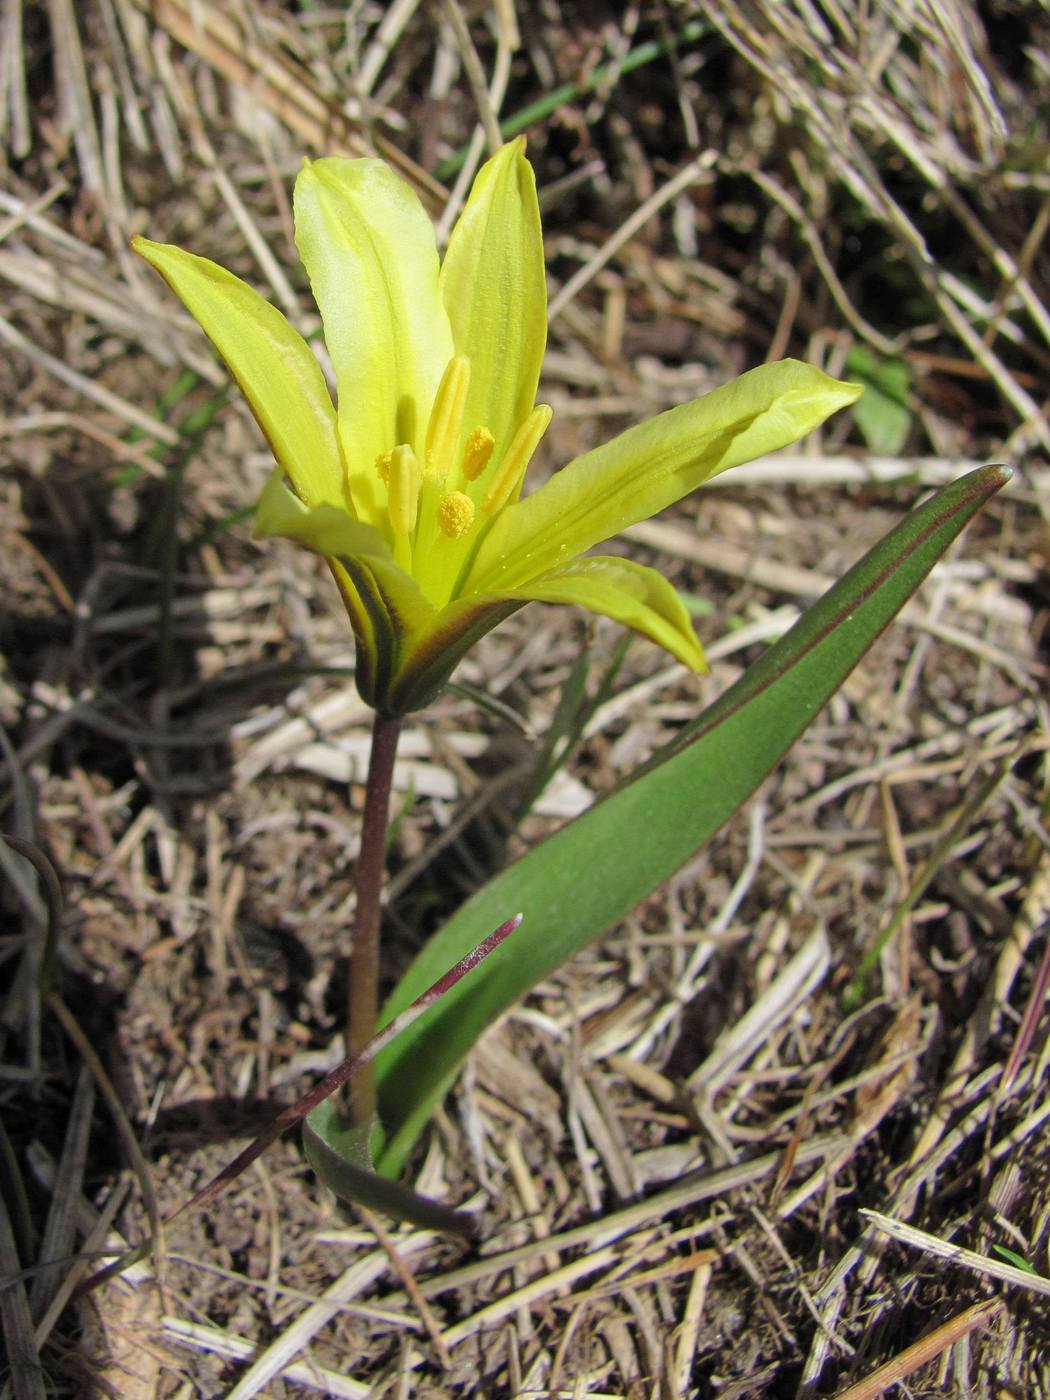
[375,450,394,485]
[461,427,495,482]
[437,490,475,539]
[483,404,553,516]
[425,355,471,480]
[387,444,421,537]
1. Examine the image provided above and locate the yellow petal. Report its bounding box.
[133,237,344,512]
[466,361,862,593]
[255,467,433,632]
[294,158,455,526]
[388,556,704,712]
[501,556,706,671]
[254,467,391,559]
[439,140,547,486]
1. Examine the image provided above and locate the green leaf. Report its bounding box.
[513,635,629,824]
[303,1101,477,1236]
[991,1244,1039,1275]
[374,465,1010,1176]
[845,346,912,455]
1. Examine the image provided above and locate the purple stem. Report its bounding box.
[174,914,522,1220]
[347,710,403,1125]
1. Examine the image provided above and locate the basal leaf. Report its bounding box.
[374,465,1010,1176]
[303,1101,477,1236]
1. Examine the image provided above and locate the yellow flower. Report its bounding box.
[134,141,859,714]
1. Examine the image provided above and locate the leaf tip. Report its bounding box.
[961,461,1014,505]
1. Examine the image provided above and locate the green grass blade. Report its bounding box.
[374,465,1010,1176]
[434,21,711,180]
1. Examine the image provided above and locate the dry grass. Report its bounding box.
[1,2,1049,1396]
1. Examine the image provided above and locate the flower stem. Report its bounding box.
[347,709,402,1126]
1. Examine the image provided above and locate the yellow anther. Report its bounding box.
[425,355,471,480]
[483,404,552,516]
[437,490,475,539]
[461,426,495,482]
[375,449,394,484]
[386,444,420,537]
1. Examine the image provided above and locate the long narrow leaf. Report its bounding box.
[374,466,1010,1176]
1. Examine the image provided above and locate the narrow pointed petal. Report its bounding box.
[501,556,706,671]
[294,159,454,525]
[389,555,704,712]
[466,361,862,593]
[133,237,344,511]
[254,468,392,560]
[439,140,546,481]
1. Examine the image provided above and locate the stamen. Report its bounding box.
[375,449,394,484]
[387,444,420,536]
[425,355,471,480]
[483,405,552,517]
[437,491,475,539]
[461,427,495,482]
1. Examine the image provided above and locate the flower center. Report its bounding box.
[372,354,552,599]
